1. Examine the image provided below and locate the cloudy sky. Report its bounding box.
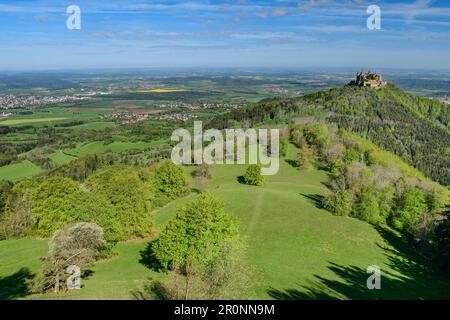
[0,0,449,70]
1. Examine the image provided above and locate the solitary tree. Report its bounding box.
[394,187,428,233]
[149,193,249,299]
[193,163,212,180]
[242,164,265,186]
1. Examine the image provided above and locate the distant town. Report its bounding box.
[0,95,90,109]
[180,102,244,110]
[101,111,197,124]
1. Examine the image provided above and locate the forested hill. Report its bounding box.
[208,84,450,185]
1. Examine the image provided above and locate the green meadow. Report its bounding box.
[0,118,69,126]
[0,160,44,182]
[0,141,152,183]
[1,143,450,300]
[47,152,78,166]
[0,107,110,127]
[65,121,117,132]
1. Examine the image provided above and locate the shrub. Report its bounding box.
[242,164,265,186]
[297,145,315,170]
[0,179,39,239]
[0,180,13,216]
[353,186,383,225]
[193,163,212,180]
[303,123,331,152]
[394,187,428,233]
[324,190,353,217]
[64,191,122,245]
[153,161,188,199]
[49,222,105,257]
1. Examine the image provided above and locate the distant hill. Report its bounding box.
[208,84,450,185]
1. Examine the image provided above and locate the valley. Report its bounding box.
[0,70,449,301]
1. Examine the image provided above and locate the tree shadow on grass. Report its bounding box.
[139,241,165,272]
[267,282,338,300]
[136,242,168,300]
[0,267,35,300]
[268,227,450,300]
[268,263,383,300]
[300,193,325,209]
[81,269,95,281]
[285,159,298,169]
[191,187,203,194]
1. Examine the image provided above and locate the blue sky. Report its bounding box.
[0,0,449,70]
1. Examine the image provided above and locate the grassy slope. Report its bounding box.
[0,141,152,183]
[51,242,164,300]
[0,118,69,126]
[0,239,47,299]
[48,152,78,166]
[1,143,450,299]
[65,121,117,132]
[0,107,108,127]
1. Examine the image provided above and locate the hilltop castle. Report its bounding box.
[348,71,387,89]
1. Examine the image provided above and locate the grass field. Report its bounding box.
[0,240,162,300]
[48,152,78,166]
[128,89,188,93]
[76,101,115,109]
[0,160,44,182]
[0,118,69,126]
[64,121,117,132]
[1,144,450,299]
[0,107,111,127]
[0,132,37,142]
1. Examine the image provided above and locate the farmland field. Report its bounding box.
[64,141,152,157]
[0,118,69,126]
[0,107,110,127]
[65,121,117,132]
